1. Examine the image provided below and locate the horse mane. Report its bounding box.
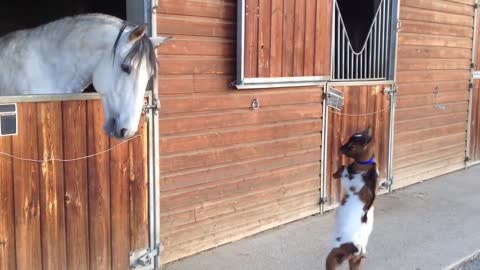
[112,23,157,79]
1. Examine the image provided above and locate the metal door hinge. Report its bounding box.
[320,197,329,204]
[130,248,158,270]
[379,178,392,190]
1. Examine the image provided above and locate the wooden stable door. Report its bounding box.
[470,81,480,162]
[324,84,391,209]
[0,99,150,270]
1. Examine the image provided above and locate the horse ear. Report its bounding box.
[129,24,147,42]
[150,36,172,47]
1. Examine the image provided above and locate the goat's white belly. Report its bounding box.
[332,196,374,254]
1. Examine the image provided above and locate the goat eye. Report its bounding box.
[121,64,131,74]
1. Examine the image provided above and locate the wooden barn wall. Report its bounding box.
[156,0,323,264]
[393,0,474,189]
[0,100,149,270]
[244,0,332,78]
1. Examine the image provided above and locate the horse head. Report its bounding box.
[92,24,170,139]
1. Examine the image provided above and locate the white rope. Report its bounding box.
[330,106,390,117]
[0,134,140,163]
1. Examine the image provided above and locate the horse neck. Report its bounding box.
[31,21,122,93]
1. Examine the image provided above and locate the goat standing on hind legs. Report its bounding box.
[326,127,379,270]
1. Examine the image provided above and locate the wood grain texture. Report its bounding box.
[12,103,42,270]
[0,136,15,270]
[37,102,67,270]
[1,99,150,270]
[258,0,272,76]
[292,0,306,76]
[63,100,90,270]
[129,120,149,251]
[110,136,130,270]
[243,0,331,78]
[87,100,111,270]
[157,1,325,263]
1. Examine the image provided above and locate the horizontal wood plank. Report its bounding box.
[394,133,466,158]
[157,14,236,38]
[396,81,469,95]
[159,88,322,114]
[397,58,470,71]
[401,0,474,16]
[400,20,473,38]
[160,162,320,212]
[398,45,471,59]
[161,149,321,191]
[161,133,321,172]
[399,6,472,27]
[396,70,470,83]
[160,120,321,154]
[158,56,235,75]
[156,36,235,56]
[158,0,236,19]
[158,75,234,95]
[395,112,467,132]
[398,33,472,49]
[396,91,468,107]
[160,105,322,135]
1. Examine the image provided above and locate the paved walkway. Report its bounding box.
[163,166,480,270]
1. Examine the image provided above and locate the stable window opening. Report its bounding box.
[332,0,397,81]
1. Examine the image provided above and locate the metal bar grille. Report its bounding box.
[332,0,394,80]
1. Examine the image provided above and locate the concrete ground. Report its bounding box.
[163,166,480,270]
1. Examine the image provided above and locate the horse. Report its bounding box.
[0,13,170,139]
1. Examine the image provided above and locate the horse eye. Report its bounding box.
[121,64,131,74]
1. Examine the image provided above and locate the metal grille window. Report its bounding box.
[332,0,397,81]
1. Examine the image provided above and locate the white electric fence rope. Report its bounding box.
[0,134,140,163]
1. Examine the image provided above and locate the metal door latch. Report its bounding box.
[130,248,158,270]
[326,87,344,111]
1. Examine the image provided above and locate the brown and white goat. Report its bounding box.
[326,127,378,270]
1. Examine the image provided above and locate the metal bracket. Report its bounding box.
[142,98,160,119]
[326,87,344,111]
[130,248,158,270]
[379,178,392,190]
[320,197,329,204]
[0,103,18,136]
[383,86,397,95]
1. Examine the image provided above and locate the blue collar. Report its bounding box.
[356,156,375,165]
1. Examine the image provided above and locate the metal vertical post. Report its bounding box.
[320,82,329,214]
[149,0,162,267]
[236,0,246,87]
[386,0,401,191]
[466,0,478,167]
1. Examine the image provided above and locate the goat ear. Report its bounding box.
[361,126,373,139]
[150,36,172,47]
[129,24,147,43]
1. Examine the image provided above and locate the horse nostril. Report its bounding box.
[120,128,128,138]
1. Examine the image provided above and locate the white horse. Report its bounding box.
[0,14,170,139]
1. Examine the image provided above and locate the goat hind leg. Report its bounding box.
[348,255,363,270]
